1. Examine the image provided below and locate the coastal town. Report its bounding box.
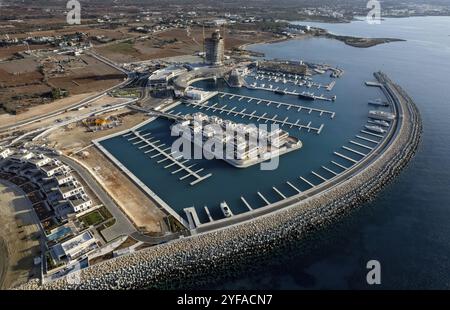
[0,0,431,294]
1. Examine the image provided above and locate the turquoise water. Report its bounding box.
[101,57,387,223]
[208,16,450,289]
[46,226,72,242]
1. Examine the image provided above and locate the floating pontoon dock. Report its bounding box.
[125,130,212,186]
[246,85,336,101]
[184,101,325,134]
[217,92,335,118]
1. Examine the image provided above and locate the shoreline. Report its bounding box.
[16,72,422,289]
[239,26,405,53]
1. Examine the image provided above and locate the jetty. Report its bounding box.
[217,92,335,118]
[184,101,325,134]
[125,130,212,186]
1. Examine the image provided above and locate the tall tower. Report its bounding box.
[204,29,224,66]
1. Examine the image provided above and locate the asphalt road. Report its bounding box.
[0,51,133,134]
[59,156,136,242]
[59,155,180,244]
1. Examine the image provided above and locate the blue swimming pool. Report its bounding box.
[46,226,72,241]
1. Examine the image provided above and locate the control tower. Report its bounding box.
[205,29,224,66]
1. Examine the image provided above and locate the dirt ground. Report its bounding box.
[0,54,125,115]
[46,55,125,95]
[76,147,165,233]
[45,109,148,153]
[3,25,134,41]
[0,92,94,129]
[94,27,278,63]
[0,44,51,61]
[45,109,166,233]
[0,181,41,289]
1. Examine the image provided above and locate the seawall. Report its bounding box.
[17,72,422,290]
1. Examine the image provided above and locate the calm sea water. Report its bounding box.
[101,17,450,289]
[101,44,387,222]
[207,17,450,289]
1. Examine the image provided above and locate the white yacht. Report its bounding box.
[372,119,390,127]
[369,110,396,121]
[220,202,233,218]
[365,125,386,134]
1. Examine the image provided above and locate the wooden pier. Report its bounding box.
[321,165,338,176]
[331,160,348,171]
[126,130,212,186]
[204,206,214,222]
[299,176,315,188]
[241,196,253,211]
[257,191,271,205]
[217,92,336,119]
[334,151,358,164]
[356,135,380,144]
[349,140,373,150]
[272,186,287,199]
[246,85,335,102]
[361,130,384,138]
[184,101,325,134]
[311,170,327,182]
[286,181,302,193]
[342,146,367,157]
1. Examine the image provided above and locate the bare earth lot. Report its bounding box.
[0,181,40,289]
[0,54,125,115]
[76,147,166,234]
[95,27,278,63]
[44,109,166,234]
[0,92,94,129]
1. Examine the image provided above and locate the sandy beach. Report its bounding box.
[0,181,41,289]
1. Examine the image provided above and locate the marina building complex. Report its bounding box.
[171,112,302,168]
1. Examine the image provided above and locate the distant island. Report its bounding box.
[285,24,406,48]
[323,33,405,48]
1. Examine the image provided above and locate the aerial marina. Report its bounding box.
[2,0,442,293]
[94,59,410,234]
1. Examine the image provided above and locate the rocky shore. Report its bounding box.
[18,73,422,290]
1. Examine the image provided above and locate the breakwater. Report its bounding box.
[18,72,422,290]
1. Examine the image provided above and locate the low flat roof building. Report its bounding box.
[28,154,51,168]
[148,67,187,90]
[40,163,67,177]
[58,181,84,199]
[0,147,13,159]
[68,194,92,213]
[54,173,75,186]
[52,231,98,262]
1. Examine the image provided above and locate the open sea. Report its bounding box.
[102,16,450,289]
[208,16,450,289]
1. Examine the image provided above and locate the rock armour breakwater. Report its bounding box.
[18,72,422,290]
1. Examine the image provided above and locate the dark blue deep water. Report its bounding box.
[208,17,450,289]
[102,17,450,289]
